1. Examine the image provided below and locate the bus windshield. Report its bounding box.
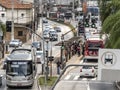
[88,42,102,48]
[86,41,103,52]
[6,61,32,76]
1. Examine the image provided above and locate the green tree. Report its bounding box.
[101,0,120,48]
[99,0,120,23]
[102,10,120,48]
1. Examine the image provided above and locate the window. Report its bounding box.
[1,13,5,17]
[21,13,24,17]
[18,31,23,36]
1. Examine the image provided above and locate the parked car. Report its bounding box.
[54,26,61,32]
[9,39,22,47]
[32,41,41,50]
[35,50,43,63]
[80,65,97,78]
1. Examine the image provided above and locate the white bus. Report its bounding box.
[6,49,36,87]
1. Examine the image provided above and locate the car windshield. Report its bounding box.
[12,40,19,42]
[49,30,56,34]
[82,66,92,69]
[83,58,98,63]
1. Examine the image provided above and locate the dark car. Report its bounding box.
[54,26,61,32]
[42,19,48,23]
[32,41,41,50]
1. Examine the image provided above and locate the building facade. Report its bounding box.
[0,0,33,43]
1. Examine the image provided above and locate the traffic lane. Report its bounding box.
[61,66,97,81]
[89,81,116,90]
[54,81,88,90]
[53,80,116,90]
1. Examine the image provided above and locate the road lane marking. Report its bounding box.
[73,75,80,80]
[91,78,96,80]
[82,78,87,81]
[64,74,71,80]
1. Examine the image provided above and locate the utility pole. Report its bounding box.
[11,0,14,40]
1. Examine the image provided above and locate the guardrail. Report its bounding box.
[115,81,120,90]
[51,64,98,90]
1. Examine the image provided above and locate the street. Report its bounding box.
[0,0,120,90]
[0,18,74,90]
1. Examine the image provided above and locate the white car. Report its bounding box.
[43,30,50,39]
[9,39,22,47]
[35,51,43,64]
[49,29,58,41]
[80,65,97,78]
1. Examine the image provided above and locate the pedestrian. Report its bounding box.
[56,60,61,75]
[77,45,80,56]
[82,43,85,56]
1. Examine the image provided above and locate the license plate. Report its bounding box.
[17,83,22,86]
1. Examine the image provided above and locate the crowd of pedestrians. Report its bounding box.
[56,39,84,75]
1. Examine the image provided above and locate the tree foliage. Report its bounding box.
[101,0,120,48]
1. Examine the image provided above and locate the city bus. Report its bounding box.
[6,48,36,87]
[84,36,104,56]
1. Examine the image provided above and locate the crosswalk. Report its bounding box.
[63,73,96,81]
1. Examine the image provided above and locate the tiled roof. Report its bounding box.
[0,0,32,9]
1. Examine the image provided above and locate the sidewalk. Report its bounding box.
[51,54,83,76]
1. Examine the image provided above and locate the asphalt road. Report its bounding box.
[54,80,116,90]
[0,18,74,90]
[52,59,117,90]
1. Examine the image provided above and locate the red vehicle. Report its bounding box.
[84,37,104,56]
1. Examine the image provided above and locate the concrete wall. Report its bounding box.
[5,26,30,43]
[6,9,32,24]
[101,69,120,82]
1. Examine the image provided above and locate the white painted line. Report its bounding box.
[87,82,90,90]
[73,75,80,80]
[64,74,71,80]
[82,78,87,81]
[91,78,96,80]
